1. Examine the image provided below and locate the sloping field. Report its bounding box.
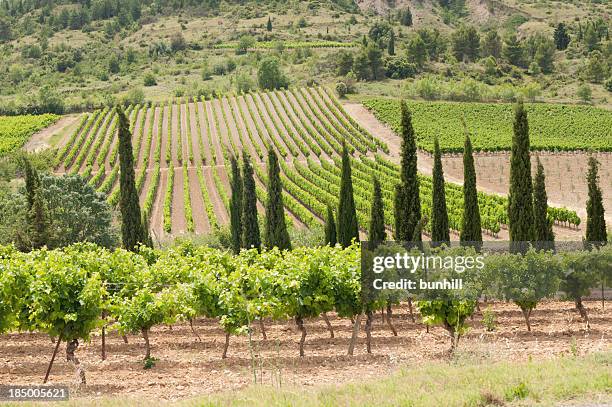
[363,98,612,153]
[53,87,580,239]
[0,113,59,157]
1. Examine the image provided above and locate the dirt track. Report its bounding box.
[1,301,608,401]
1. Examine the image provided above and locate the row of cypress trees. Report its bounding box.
[112,100,606,254]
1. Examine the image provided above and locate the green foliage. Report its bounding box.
[460,135,482,246]
[431,138,450,246]
[452,25,480,62]
[337,143,359,248]
[324,205,337,246]
[368,177,385,247]
[554,23,571,51]
[241,153,261,250]
[230,156,243,254]
[0,114,58,157]
[264,149,291,250]
[257,57,288,90]
[362,98,612,153]
[508,102,535,244]
[533,157,554,247]
[585,157,607,244]
[395,101,421,242]
[116,106,147,251]
[482,306,497,331]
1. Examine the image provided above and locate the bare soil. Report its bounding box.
[1,301,608,402]
[23,115,81,153]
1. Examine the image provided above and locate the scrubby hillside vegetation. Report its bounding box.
[0,0,609,115]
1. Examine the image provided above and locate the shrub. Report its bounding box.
[577,83,592,102]
[336,82,348,98]
[143,73,157,87]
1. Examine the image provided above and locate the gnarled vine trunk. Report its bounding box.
[295,316,306,357]
[66,339,86,384]
[259,319,267,340]
[189,318,202,341]
[322,312,334,338]
[386,304,397,336]
[348,313,362,356]
[222,332,230,359]
[407,299,416,323]
[520,307,532,332]
[365,310,373,354]
[141,327,151,359]
[575,297,590,330]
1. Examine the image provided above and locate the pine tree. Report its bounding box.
[585,157,607,245]
[116,105,147,252]
[264,149,291,250]
[368,177,386,247]
[267,16,272,32]
[507,102,535,249]
[431,138,450,246]
[337,142,359,248]
[460,134,482,248]
[324,205,337,246]
[533,157,554,249]
[395,101,421,242]
[229,156,243,254]
[388,29,395,56]
[241,152,261,250]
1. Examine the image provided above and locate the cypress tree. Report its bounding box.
[241,152,261,250]
[29,188,49,250]
[393,185,403,240]
[116,105,147,252]
[229,156,243,254]
[266,16,272,32]
[337,142,359,248]
[431,138,450,246]
[533,157,554,249]
[264,149,291,250]
[388,29,395,56]
[324,205,337,246]
[368,177,386,247]
[507,101,535,249]
[23,157,39,211]
[460,134,482,248]
[585,157,607,245]
[395,101,421,242]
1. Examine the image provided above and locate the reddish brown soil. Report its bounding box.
[233,96,267,163]
[195,102,213,165]
[1,301,607,402]
[150,169,168,240]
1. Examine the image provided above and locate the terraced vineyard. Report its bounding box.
[0,113,59,156]
[363,99,612,153]
[54,87,580,239]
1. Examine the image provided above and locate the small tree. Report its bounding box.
[388,29,395,56]
[577,83,592,103]
[431,138,450,246]
[533,157,554,249]
[241,153,261,250]
[368,177,386,247]
[324,205,337,246]
[486,249,560,331]
[257,57,288,90]
[554,23,570,50]
[585,157,607,245]
[337,143,359,248]
[266,16,272,32]
[229,156,243,254]
[508,102,535,247]
[116,105,147,252]
[460,134,482,248]
[264,149,291,250]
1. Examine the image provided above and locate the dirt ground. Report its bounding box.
[1,301,608,402]
[23,115,81,153]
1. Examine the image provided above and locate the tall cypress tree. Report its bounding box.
[241,152,261,250]
[533,157,554,249]
[395,101,421,242]
[324,205,337,246]
[264,149,291,250]
[266,16,272,32]
[116,105,147,252]
[431,138,450,246]
[368,177,386,247]
[337,142,359,248]
[23,157,39,211]
[29,188,49,250]
[393,185,403,240]
[585,157,607,245]
[460,134,482,248]
[507,101,535,248]
[229,156,243,254]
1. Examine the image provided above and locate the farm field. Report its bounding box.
[362,98,612,153]
[0,114,59,157]
[345,103,612,224]
[52,87,583,239]
[0,300,609,403]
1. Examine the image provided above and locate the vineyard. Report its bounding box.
[363,99,612,153]
[0,114,59,157]
[53,87,581,238]
[0,242,609,391]
[211,40,358,50]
